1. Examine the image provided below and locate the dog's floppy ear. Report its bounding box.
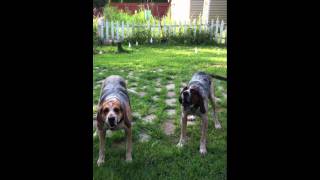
[179,86,188,104]
[121,101,132,128]
[190,87,206,114]
[96,105,104,131]
[198,96,206,114]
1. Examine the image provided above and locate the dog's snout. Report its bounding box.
[183,91,189,97]
[108,116,116,126]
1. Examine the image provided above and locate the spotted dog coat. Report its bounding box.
[96,75,133,166]
[177,72,226,155]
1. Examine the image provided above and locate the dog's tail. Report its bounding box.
[208,73,227,81]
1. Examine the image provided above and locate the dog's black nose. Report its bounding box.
[108,117,116,126]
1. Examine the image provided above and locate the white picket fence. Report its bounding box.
[97,18,227,44]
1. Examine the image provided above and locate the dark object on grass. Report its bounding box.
[116,42,129,53]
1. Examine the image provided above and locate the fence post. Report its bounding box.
[111,21,114,41]
[168,21,170,37]
[173,21,176,36]
[152,21,155,38]
[220,20,224,44]
[163,21,166,37]
[215,17,220,43]
[210,19,213,39]
[199,19,202,33]
[100,20,104,40]
[158,21,161,37]
[121,21,124,40]
[126,22,129,38]
[194,19,196,38]
[132,22,134,37]
[116,21,119,41]
[106,20,109,41]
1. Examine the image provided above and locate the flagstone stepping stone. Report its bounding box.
[139,92,146,97]
[93,120,97,129]
[215,97,222,102]
[106,130,113,137]
[97,80,104,84]
[139,133,151,142]
[168,76,175,80]
[217,86,224,91]
[152,96,160,101]
[156,79,162,87]
[148,106,157,113]
[142,114,157,123]
[166,84,175,91]
[141,86,147,90]
[166,109,176,117]
[94,85,100,89]
[165,98,176,107]
[130,82,138,87]
[127,88,138,95]
[180,82,187,87]
[132,112,141,119]
[167,91,176,98]
[187,121,197,126]
[222,92,227,98]
[155,88,162,92]
[163,120,175,135]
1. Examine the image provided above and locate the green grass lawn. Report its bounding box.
[93,44,227,180]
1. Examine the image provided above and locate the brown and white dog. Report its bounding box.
[96,75,132,166]
[177,72,227,155]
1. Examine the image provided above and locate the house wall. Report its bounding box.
[171,0,227,25]
[170,0,190,22]
[209,0,227,24]
[190,0,204,20]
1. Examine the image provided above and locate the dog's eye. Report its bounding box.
[114,108,120,113]
[104,108,109,113]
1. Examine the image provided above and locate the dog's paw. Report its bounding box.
[176,141,185,148]
[200,148,207,156]
[215,123,222,129]
[126,158,132,162]
[97,159,105,167]
[126,155,132,162]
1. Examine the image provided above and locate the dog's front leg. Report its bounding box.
[97,129,106,166]
[125,127,132,162]
[177,111,188,148]
[199,113,208,155]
